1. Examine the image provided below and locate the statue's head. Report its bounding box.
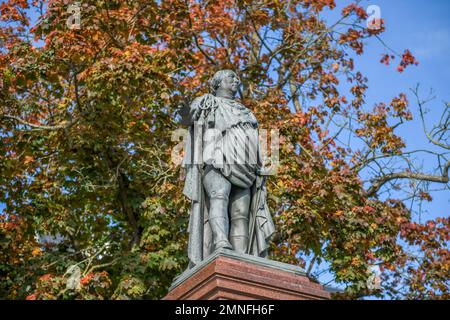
[209,69,241,97]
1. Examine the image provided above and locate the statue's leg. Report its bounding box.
[229,186,251,254]
[203,165,233,251]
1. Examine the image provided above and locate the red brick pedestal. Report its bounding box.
[164,249,330,300]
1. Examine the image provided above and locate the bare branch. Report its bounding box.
[412,85,450,150]
[366,160,450,197]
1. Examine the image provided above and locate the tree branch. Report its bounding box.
[366,160,450,197]
[1,114,76,130]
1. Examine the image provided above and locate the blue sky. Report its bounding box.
[313,0,450,291]
[342,0,450,221]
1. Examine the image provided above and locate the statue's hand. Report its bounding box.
[256,167,272,177]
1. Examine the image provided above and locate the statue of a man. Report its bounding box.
[179,69,275,268]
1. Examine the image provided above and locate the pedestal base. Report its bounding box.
[164,249,330,300]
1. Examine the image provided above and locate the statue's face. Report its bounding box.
[218,71,240,94]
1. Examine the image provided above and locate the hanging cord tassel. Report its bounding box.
[198,93,218,128]
[199,93,218,111]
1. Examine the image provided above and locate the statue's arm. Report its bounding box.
[178,96,203,126]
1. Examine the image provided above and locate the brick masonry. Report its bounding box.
[164,252,331,300]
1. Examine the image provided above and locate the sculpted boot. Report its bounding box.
[208,197,233,251]
[230,211,249,254]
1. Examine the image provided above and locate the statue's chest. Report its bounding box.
[212,103,258,132]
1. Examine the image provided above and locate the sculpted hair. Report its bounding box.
[208,69,238,95]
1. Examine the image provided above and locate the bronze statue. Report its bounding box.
[179,69,275,268]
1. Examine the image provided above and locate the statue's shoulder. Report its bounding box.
[191,95,203,107]
[233,99,248,109]
[191,94,212,107]
[193,95,206,102]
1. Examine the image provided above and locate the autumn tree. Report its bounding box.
[0,0,448,299]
